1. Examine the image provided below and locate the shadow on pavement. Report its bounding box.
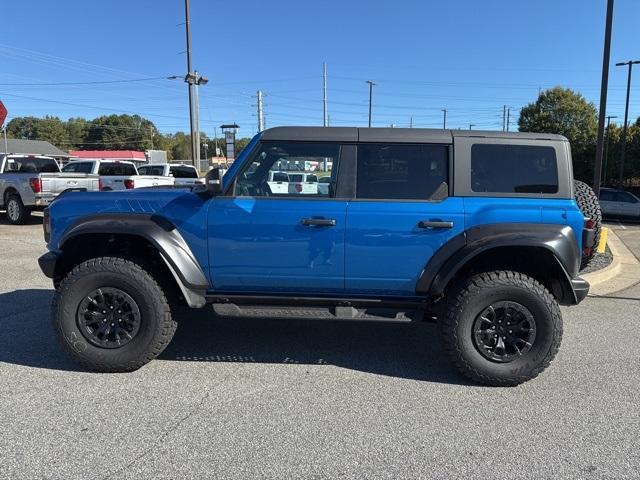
[0,211,43,226]
[0,288,469,385]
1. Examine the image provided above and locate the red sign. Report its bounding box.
[0,101,7,127]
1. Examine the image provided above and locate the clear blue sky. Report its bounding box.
[1,0,639,138]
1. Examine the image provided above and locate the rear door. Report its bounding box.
[208,141,347,293]
[345,142,464,295]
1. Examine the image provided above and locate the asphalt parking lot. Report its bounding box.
[1,214,639,479]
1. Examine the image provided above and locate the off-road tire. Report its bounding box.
[574,180,602,269]
[440,271,562,386]
[51,257,177,372]
[5,194,30,225]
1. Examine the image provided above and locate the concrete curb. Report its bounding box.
[583,228,640,296]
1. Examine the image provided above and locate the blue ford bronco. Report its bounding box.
[39,127,594,386]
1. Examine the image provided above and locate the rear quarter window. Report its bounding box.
[471,144,558,194]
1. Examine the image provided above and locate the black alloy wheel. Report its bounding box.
[472,301,537,363]
[77,287,142,349]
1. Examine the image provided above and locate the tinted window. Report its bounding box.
[62,162,93,174]
[139,165,165,176]
[169,166,198,178]
[617,192,638,203]
[5,157,59,173]
[271,172,289,182]
[599,190,615,202]
[236,142,339,197]
[98,162,137,176]
[471,144,558,194]
[356,144,448,200]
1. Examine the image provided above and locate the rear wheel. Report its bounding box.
[574,180,602,269]
[440,270,562,386]
[52,257,177,372]
[5,195,30,225]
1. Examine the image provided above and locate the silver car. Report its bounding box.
[599,188,640,218]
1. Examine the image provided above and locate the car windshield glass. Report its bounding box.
[6,157,59,173]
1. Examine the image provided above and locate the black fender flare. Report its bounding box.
[57,213,209,308]
[416,223,583,304]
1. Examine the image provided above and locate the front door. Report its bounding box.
[208,141,347,294]
[345,143,464,295]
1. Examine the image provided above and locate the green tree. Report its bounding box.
[7,116,40,140]
[84,114,158,150]
[519,87,598,182]
[66,117,89,150]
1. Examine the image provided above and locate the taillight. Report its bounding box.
[98,178,103,191]
[124,179,135,189]
[295,183,302,193]
[29,177,42,193]
[43,207,51,243]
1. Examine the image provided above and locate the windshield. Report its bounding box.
[5,156,60,173]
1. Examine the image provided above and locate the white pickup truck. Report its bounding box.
[137,163,202,186]
[62,159,174,191]
[0,154,100,224]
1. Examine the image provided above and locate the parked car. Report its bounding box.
[318,176,332,195]
[137,163,203,186]
[287,172,318,194]
[40,127,593,386]
[62,160,174,190]
[266,170,290,194]
[598,188,640,219]
[0,154,100,224]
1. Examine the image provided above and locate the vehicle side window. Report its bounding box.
[471,144,558,194]
[617,192,638,203]
[356,144,448,200]
[98,163,137,176]
[599,191,614,201]
[234,142,339,197]
[169,166,198,178]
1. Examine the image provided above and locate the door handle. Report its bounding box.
[301,218,336,227]
[418,220,454,229]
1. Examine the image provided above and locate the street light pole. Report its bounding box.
[442,109,447,129]
[603,115,617,185]
[366,80,375,128]
[615,60,640,189]
[469,124,475,130]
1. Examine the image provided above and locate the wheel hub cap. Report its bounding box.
[472,301,537,363]
[7,200,18,220]
[77,287,141,349]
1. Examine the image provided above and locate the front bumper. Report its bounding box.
[571,277,590,304]
[38,251,60,279]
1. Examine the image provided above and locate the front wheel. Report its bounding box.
[52,257,177,372]
[440,271,562,386]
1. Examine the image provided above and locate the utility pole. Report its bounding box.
[506,108,511,132]
[257,90,264,132]
[502,105,507,132]
[323,63,328,127]
[593,0,614,196]
[442,109,447,129]
[615,59,640,189]
[603,115,617,185]
[366,80,375,128]
[409,116,413,128]
[183,0,207,167]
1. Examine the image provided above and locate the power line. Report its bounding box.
[0,76,178,86]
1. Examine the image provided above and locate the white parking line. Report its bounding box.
[617,220,627,230]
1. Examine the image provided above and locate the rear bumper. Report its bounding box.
[34,194,56,206]
[570,277,590,304]
[38,251,60,279]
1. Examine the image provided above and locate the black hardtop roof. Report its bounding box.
[261,126,568,143]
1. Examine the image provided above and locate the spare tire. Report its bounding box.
[574,180,602,269]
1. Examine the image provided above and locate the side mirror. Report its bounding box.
[204,167,223,196]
